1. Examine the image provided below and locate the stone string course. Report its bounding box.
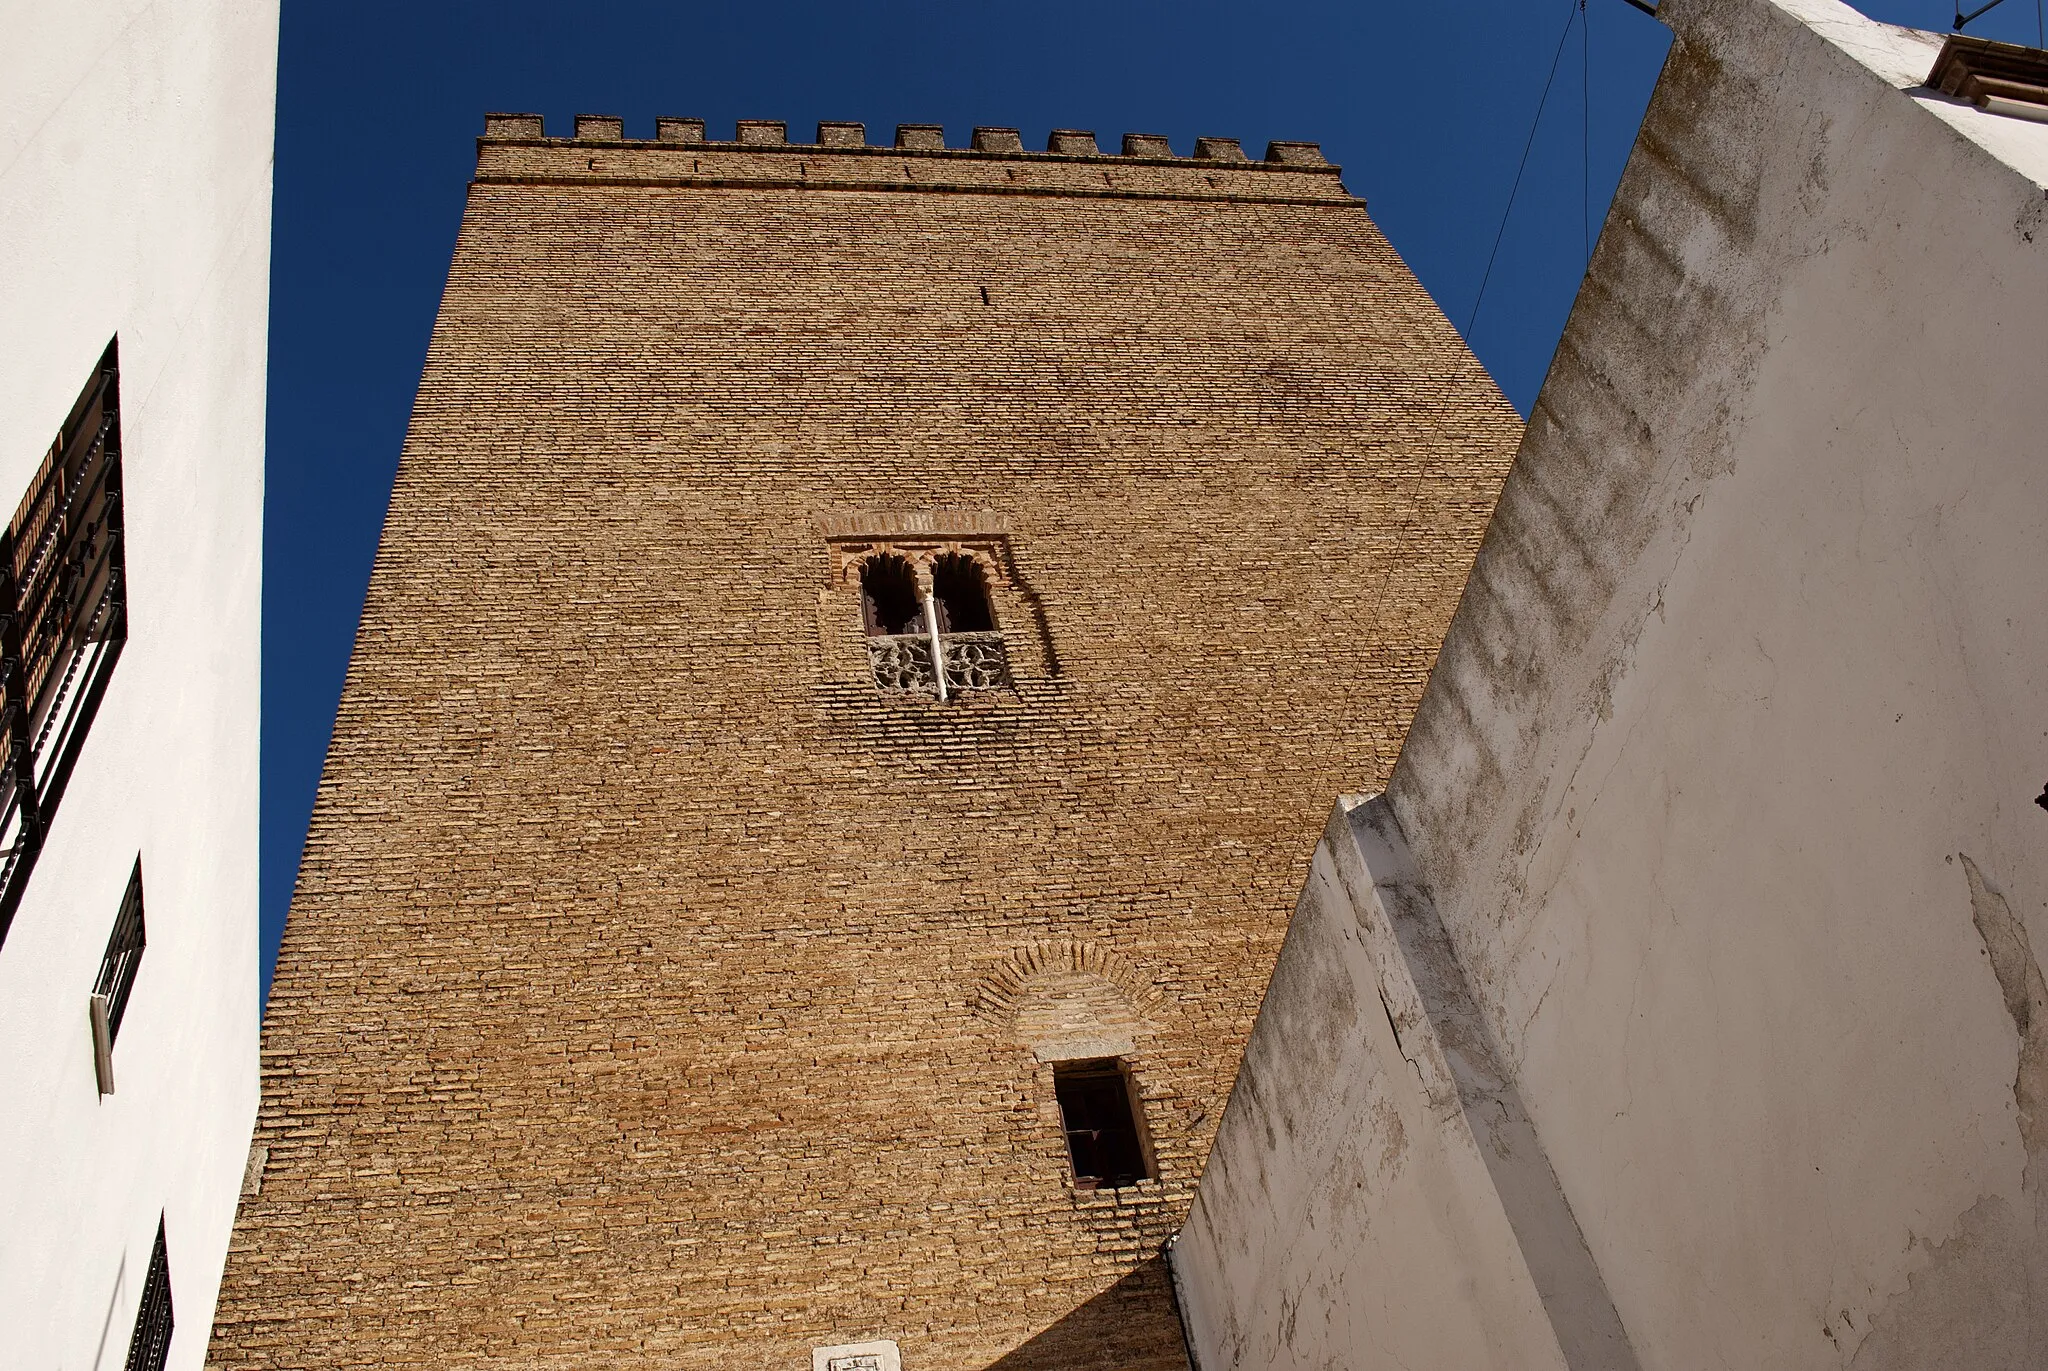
[206,114,1522,1370]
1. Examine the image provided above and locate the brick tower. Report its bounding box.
[209,116,1521,1370]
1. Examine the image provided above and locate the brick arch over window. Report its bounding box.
[973,941,1165,1061]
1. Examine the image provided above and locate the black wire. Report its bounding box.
[1955,0,2011,30]
[1468,0,1581,339]
[1582,0,1591,264]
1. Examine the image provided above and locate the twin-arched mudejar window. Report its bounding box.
[861,551,1011,699]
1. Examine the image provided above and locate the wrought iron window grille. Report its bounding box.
[123,1218,174,1371]
[0,340,128,949]
[90,858,146,1095]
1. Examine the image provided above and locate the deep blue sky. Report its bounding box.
[258,0,2043,997]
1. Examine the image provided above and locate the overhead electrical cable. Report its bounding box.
[1582,0,1592,264]
[1467,0,1581,339]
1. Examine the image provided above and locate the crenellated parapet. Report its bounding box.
[475,115,1353,204]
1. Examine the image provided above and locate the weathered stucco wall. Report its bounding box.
[1174,796,1632,1371]
[1181,0,2048,1367]
[1394,0,2048,1365]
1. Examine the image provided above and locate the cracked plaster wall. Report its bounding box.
[1379,0,2048,1366]
[1174,799,1585,1371]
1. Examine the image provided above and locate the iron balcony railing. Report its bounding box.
[867,630,1012,698]
[0,341,128,946]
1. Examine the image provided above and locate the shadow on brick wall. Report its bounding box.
[981,1255,1192,1371]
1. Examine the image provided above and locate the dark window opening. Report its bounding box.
[860,554,923,636]
[123,1218,174,1371]
[931,552,995,632]
[95,859,146,1040]
[0,339,129,950]
[1054,1058,1151,1190]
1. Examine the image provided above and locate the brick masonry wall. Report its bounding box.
[208,121,1522,1371]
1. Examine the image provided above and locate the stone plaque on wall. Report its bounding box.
[812,1339,901,1371]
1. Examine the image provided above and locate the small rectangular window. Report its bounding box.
[90,859,145,1094]
[1054,1058,1152,1190]
[0,338,129,949]
[123,1218,174,1371]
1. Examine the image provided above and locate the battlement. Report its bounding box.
[474,115,1354,205]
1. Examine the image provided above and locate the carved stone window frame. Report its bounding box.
[817,512,1026,700]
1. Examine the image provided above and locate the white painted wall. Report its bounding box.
[1180,1,2048,1367]
[0,2,274,1369]
[1175,797,1627,1371]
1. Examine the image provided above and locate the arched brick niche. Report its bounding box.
[973,941,1163,1061]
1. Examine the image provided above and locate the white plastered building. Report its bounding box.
[0,3,275,1369]
[1174,1,2048,1367]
